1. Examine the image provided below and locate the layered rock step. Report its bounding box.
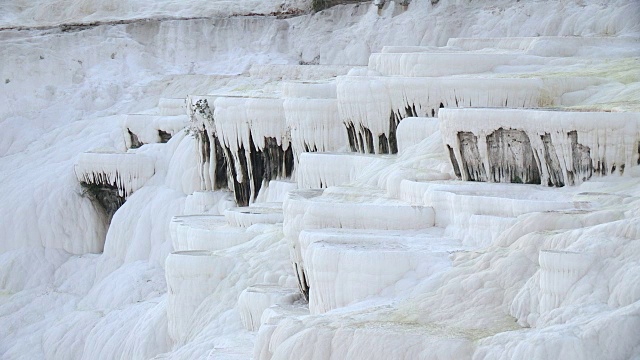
[224,202,284,228]
[284,188,436,300]
[395,117,441,153]
[238,284,302,331]
[300,228,463,314]
[282,81,349,161]
[183,191,235,215]
[296,152,393,189]
[397,180,588,246]
[170,214,258,252]
[337,76,551,154]
[439,108,640,186]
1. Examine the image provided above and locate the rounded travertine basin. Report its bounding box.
[238,284,302,331]
[224,203,284,227]
[170,215,255,251]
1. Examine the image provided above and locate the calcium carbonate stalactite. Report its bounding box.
[282,81,349,165]
[74,152,155,219]
[337,76,546,154]
[440,108,640,186]
[538,250,594,313]
[213,97,294,206]
[188,95,229,192]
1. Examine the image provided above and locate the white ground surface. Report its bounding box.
[1,0,639,359]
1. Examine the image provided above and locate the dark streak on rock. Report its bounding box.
[457,131,487,182]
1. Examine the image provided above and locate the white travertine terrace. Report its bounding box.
[440,108,640,186]
[224,203,284,228]
[337,76,548,154]
[4,0,640,359]
[238,285,302,331]
[170,215,257,251]
[395,117,440,153]
[296,152,391,189]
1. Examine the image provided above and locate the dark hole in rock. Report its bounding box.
[128,129,144,149]
[362,126,375,153]
[345,122,358,152]
[357,132,365,153]
[447,145,462,179]
[541,133,564,187]
[486,128,541,184]
[457,131,487,182]
[568,130,593,183]
[158,130,172,143]
[81,182,125,222]
[213,135,228,190]
[388,111,399,154]
[223,135,294,206]
[379,133,389,154]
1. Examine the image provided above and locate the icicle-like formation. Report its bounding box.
[337,76,546,154]
[237,285,301,331]
[539,250,594,313]
[284,99,349,161]
[296,152,388,189]
[187,95,229,192]
[75,152,155,199]
[368,53,543,77]
[122,114,189,149]
[214,97,294,206]
[440,108,640,186]
[158,98,187,116]
[165,251,234,343]
[282,80,350,168]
